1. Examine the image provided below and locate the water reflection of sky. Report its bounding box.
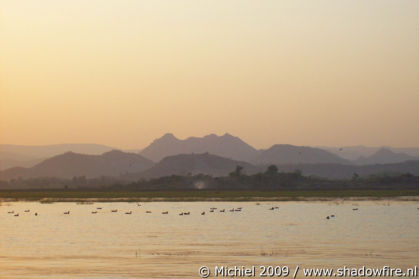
[1,201,418,278]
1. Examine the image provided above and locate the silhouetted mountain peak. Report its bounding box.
[151,133,179,144]
[161,133,177,139]
[140,133,257,162]
[370,148,410,160]
[0,143,115,170]
[0,150,154,180]
[255,144,349,165]
[50,151,85,160]
[61,151,76,155]
[354,147,418,165]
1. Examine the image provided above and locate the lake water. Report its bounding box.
[0,201,418,278]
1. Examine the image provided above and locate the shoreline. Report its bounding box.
[1,189,418,202]
[1,196,418,203]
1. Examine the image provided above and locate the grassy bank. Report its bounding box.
[1,189,419,202]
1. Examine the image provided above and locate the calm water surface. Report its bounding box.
[0,201,418,278]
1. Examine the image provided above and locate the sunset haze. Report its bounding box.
[1,0,418,149]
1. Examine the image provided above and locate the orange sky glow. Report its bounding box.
[1,0,418,149]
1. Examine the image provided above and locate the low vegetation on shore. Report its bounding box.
[1,189,419,202]
[1,165,418,201]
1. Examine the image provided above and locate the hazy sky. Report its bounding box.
[1,0,418,149]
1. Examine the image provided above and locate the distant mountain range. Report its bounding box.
[140,133,351,165]
[0,133,418,181]
[140,133,418,165]
[0,150,153,180]
[0,144,114,170]
[1,150,417,181]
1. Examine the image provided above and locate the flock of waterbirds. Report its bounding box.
[6,203,246,217]
[3,202,380,219]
